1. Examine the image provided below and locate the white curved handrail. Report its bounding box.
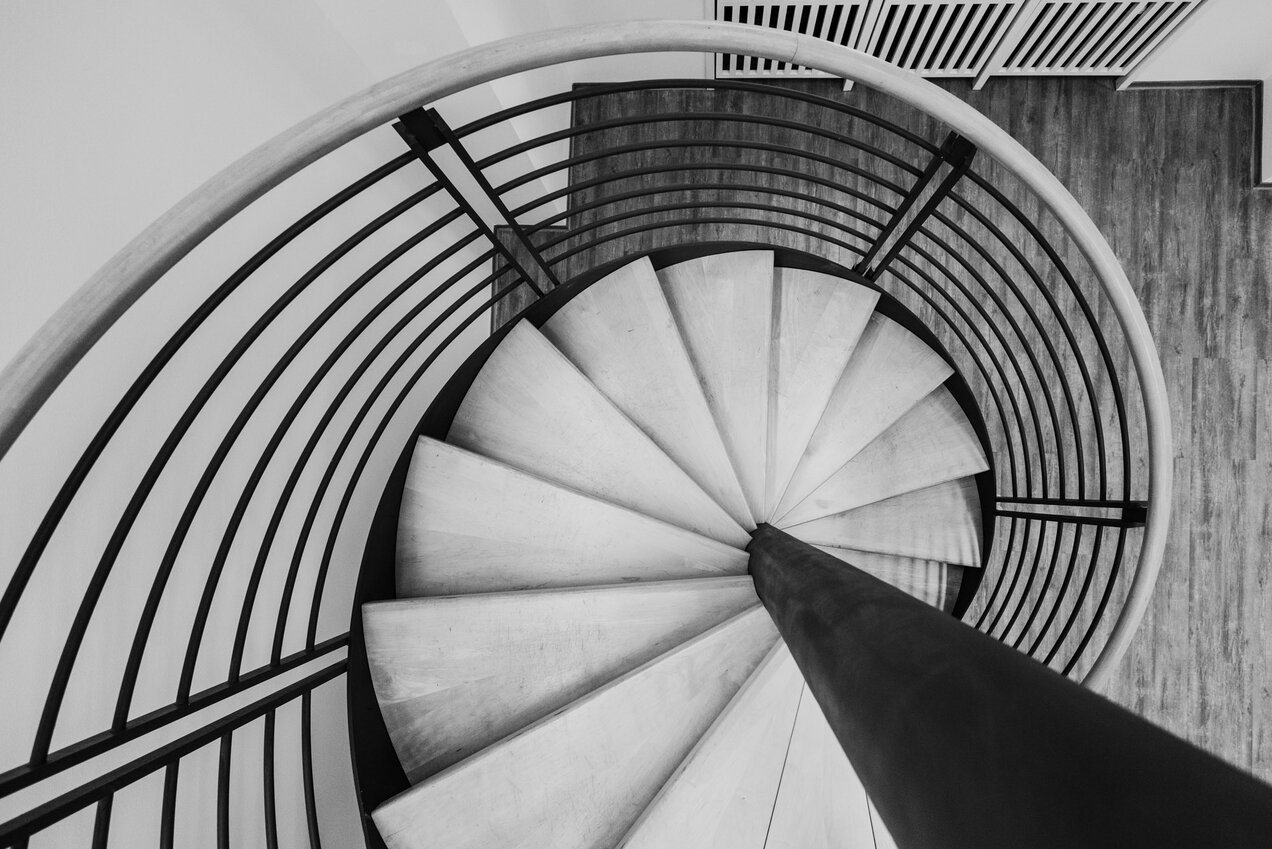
[0,20,1170,689]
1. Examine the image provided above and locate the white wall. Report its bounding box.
[315,0,709,83]
[0,2,710,845]
[0,5,447,845]
[1131,0,1272,83]
[1125,0,1272,183]
[0,0,382,368]
[0,0,711,367]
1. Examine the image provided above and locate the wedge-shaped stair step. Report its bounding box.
[784,477,983,568]
[868,800,901,849]
[660,250,774,522]
[767,269,878,520]
[617,642,804,849]
[542,258,752,527]
[364,577,761,782]
[448,321,748,546]
[774,314,953,520]
[396,438,747,597]
[371,606,780,849]
[778,386,988,527]
[815,546,964,612]
[764,687,875,849]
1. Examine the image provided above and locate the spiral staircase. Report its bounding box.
[0,19,1219,849]
[365,251,987,847]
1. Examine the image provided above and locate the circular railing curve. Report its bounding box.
[0,19,1170,699]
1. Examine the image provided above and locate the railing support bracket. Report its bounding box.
[855,131,977,280]
[395,109,559,297]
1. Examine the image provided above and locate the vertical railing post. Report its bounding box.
[394,108,559,297]
[90,796,112,849]
[159,762,179,849]
[301,691,324,849]
[216,734,232,849]
[747,523,1272,849]
[855,131,976,280]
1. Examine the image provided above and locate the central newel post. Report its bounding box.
[746,524,1272,849]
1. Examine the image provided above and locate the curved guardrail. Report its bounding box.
[0,21,1170,848]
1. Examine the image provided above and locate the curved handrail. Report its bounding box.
[0,20,1170,690]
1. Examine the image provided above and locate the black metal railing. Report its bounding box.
[438,78,1143,671]
[0,74,1150,848]
[0,129,536,845]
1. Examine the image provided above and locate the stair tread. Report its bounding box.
[778,385,988,526]
[768,269,879,520]
[782,477,983,567]
[542,257,752,527]
[774,314,953,520]
[396,438,747,597]
[371,606,780,849]
[447,320,749,546]
[659,250,775,523]
[364,576,760,782]
[378,248,988,849]
[617,642,804,849]
[813,546,964,612]
[764,685,876,849]
[869,800,901,849]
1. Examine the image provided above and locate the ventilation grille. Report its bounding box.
[714,0,1200,79]
[999,1,1195,73]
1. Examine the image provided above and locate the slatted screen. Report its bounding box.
[997,1,1196,74]
[716,2,870,76]
[861,1,1021,74]
[714,0,1201,79]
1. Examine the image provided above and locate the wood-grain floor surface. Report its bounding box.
[840,78,1272,784]
[495,77,1271,782]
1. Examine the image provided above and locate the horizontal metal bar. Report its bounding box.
[995,508,1146,528]
[512,157,906,222]
[0,660,347,845]
[0,635,347,800]
[452,77,940,156]
[476,111,923,178]
[997,496,1146,509]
